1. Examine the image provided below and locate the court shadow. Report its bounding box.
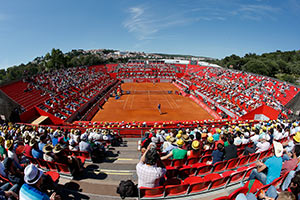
[59,182,90,200]
[161,112,168,115]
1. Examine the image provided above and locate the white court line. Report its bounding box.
[157,84,174,109]
[122,85,131,110]
[130,86,136,110]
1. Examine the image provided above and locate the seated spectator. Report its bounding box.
[214,134,226,150]
[234,131,242,146]
[224,136,237,161]
[241,132,250,144]
[5,140,20,167]
[19,164,60,200]
[249,141,283,185]
[182,134,192,149]
[38,134,47,152]
[42,144,54,162]
[281,145,300,176]
[0,161,6,178]
[162,137,177,154]
[212,129,221,141]
[136,144,166,188]
[52,144,84,177]
[282,132,300,161]
[161,139,186,160]
[244,135,270,155]
[3,158,23,193]
[1,188,18,200]
[203,136,214,150]
[79,134,92,153]
[236,188,295,200]
[68,139,79,151]
[161,136,171,152]
[212,143,224,164]
[23,136,32,158]
[31,138,43,159]
[187,140,201,158]
[51,132,59,146]
[0,136,7,160]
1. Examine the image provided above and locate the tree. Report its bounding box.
[242,59,270,76]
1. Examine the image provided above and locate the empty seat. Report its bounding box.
[212,161,227,173]
[195,164,212,176]
[139,186,165,198]
[188,180,211,194]
[164,183,189,197]
[226,158,239,170]
[227,186,248,200]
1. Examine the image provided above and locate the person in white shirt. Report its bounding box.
[255,136,270,153]
[241,132,250,144]
[244,135,270,155]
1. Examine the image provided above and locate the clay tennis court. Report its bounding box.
[91,82,213,122]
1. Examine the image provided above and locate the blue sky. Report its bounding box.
[0,0,300,69]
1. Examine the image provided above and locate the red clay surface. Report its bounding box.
[92,82,213,122]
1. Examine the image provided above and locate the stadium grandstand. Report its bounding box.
[0,61,300,199]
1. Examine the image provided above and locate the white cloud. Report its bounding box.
[123,6,158,40]
[123,6,191,41]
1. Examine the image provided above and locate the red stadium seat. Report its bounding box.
[203,173,221,181]
[46,161,58,171]
[162,159,172,167]
[55,163,72,176]
[188,180,211,194]
[186,157,200,166]
[164,178,181,186]
[165,167,178,179]
[228,170,247,184]
[226,158,239,170]
[139,186,164,198]
[213,196,229,200]
[201,155,212,163]
[248,153,260,163]
[258,150,268,160]
[44,171,60,183]
[212,161,227,172]
[237,155,250,167]
[178,166,193,179]
[209,175,230,189]
[164,183,189,197]
[172,158,187,169]
[195,164,213,176]
[37,159,48,171]
[184,176,203,184]
[228,186,248,200]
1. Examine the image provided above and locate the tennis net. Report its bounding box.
[125,90,174,95]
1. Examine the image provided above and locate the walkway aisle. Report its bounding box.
[58,138,140,200]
